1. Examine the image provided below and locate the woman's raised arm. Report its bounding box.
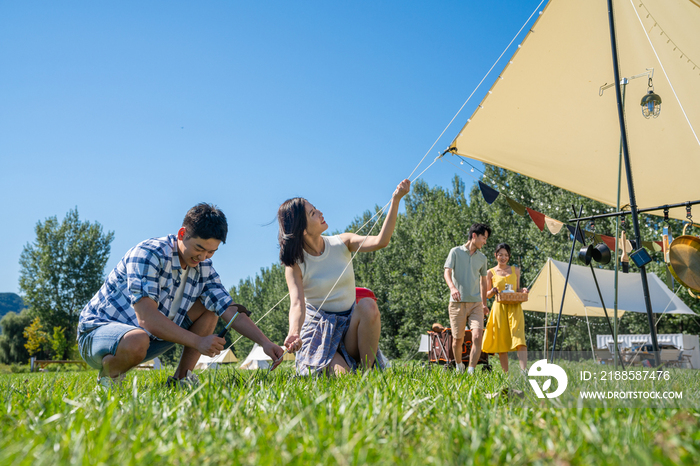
[341,179,410,253]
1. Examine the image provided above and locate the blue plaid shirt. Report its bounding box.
[78,234,233,339]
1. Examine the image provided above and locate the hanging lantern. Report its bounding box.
[641,77,662,119]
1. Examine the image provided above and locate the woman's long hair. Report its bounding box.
[278,197,308,267]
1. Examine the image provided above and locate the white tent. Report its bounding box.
[449,0,700,220]
[239,343,294,370]
[195,348,238,370]
[525,258,697,317]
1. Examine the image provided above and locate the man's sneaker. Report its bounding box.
[167,370,200,389]
[467,366,476,376]
[455,363,465,374]
[97,373,126,390]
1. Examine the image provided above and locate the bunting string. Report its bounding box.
[444,153,667,251]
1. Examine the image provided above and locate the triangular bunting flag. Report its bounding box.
[600,235,616,251]
[544,216,564,234]
[478,181,500,205]
[506,197,527,217]
[642,241,662,252]
[526,208,546,232]
[566,225,586,244]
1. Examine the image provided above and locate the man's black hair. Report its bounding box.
[182,203,228,243]
[468,223,492,241]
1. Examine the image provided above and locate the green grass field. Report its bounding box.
[1,361,699,465]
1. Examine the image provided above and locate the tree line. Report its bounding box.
[2,168,698,365]
[228,168,700,360]
[0,208,113,364]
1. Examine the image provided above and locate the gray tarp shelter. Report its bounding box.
[524,259,697,317]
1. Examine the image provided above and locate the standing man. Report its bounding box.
[78,203,284,388]
[443,223,491,374]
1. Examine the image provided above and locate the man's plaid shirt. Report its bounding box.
[78,234,233,339]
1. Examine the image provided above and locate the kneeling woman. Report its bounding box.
[278,179,410,375]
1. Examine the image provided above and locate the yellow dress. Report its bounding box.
[482,267,527,353]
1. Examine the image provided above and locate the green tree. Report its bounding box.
[0,310,32,364]
[220,169,700,360]
[0,293,26,323]
[23,317,50,358]
[228,263,291,358]
[19,208,114,341]
[50,326,70,360]
[468,164,700,352]
[349,177,477,357]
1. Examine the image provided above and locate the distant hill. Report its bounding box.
[0,293,26,321]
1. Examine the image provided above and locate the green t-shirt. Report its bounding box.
[444,245,488,302]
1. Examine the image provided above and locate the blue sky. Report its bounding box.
[0,1,544,294]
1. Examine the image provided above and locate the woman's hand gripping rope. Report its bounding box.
[284,334,302,353]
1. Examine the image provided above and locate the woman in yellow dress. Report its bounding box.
[482,243,528,373]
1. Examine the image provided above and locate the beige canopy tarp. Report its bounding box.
[524,258,697,316]
[450,0,700,220]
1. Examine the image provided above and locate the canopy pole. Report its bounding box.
[613,80,626,370]
[550,206,583,363]
[588,263,626,369]
[544,259,552,352]
[607,0,660,365]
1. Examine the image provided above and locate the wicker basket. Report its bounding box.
[496,291,529,303]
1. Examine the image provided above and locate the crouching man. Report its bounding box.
[77,203,284,388]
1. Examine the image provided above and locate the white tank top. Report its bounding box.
[299,235,355,313]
